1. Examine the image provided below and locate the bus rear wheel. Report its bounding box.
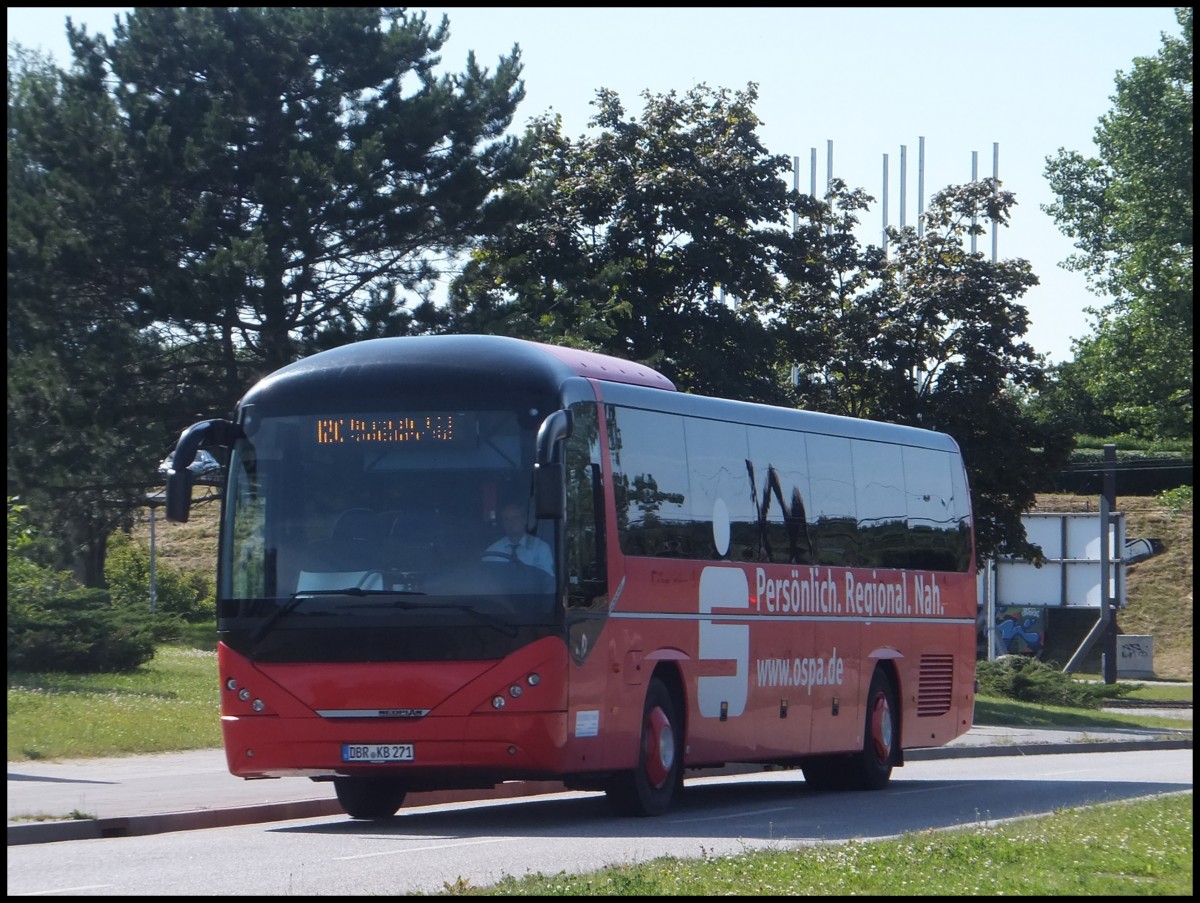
[801,668,898,791]
[606,678,682,817]
[844,667,898,790]
[333,776,407,819]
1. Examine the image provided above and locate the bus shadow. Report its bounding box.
[270,773,1190,844]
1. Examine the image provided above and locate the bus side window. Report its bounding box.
[566,402,607,609]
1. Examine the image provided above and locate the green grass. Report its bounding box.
[975,696,1192,732]
[1093,680,1193,702]
[7,645,221,761]
[431,793,1193,896]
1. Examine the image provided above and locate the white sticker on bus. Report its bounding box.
[574,709,600,738]
[697,565,749,718]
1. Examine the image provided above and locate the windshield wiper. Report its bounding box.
[250,588,426,641]
[347,598,519,637]
[293,588,425,597]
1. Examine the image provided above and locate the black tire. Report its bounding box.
[844,667,899,790]
[802,668,898,791]
[333,777,407,819]
[606,678,683,817]
[799,754,847,791]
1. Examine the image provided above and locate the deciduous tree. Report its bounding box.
[450,82,1072,560]
[448,83,815,403]
[1042,7,1192,440]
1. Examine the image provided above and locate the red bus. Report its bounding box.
[164,335,977,818]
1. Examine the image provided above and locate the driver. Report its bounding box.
[483,501,553,574]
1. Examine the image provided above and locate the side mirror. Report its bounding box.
[162,419,241,523]
[165,469,196,523]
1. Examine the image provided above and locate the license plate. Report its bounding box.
[342,743,414,763]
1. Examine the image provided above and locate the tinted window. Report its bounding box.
[604,404,971,572]
[806,434,858,566]
[746,426,813,563]
[683,418,754,559]
[853,442,907,568]
[566,402,606,607]
[608,406,691,557]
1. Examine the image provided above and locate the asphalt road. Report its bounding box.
[6,747,1193,896]
[7,719,1191,846]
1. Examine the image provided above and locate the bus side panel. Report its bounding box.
[739,613,816,761]
[806,618,863,755]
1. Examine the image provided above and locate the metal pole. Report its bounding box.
[970,150,979,255]
[882,153,889,254]
[991,142,1000,262]
[917,136,925,239]
[149,503,158,614]
[792,155,799,234]
[826,140,833,238]
[986,558,996,661]
[1102,444,1118,683]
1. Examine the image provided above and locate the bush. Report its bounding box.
[105,531,215,623]
[7,584,157,672]
[1157,485,1193,514]
[976,656,1134,708]
[8,498,159,672]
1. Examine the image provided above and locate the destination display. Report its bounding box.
[315,413,474,445]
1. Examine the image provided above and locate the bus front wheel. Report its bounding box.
[606,678,683,817]
[333,776,407,819]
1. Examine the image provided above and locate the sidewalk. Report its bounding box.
[8,723,1191,846]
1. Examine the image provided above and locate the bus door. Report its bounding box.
[561,400,613,767]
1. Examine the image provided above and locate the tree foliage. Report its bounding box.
[7,46,175,583]
[105,531,215,623]
[1042,8,1192,440]
[788,179,1076,560]
[9,7,1101,576]
[8,8,527,580]
[74,6,526,381]
[451,84,1072,559]
[7,499,157,673]
[448,83,811,403]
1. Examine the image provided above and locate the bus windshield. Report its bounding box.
[216,407,558,662]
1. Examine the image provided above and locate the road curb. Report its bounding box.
[8,737,1192,847]
[7,798,343,846]
[906,736,1193,760]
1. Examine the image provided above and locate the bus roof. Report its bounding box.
[242,335,675,410]
[598,379,963,453]
[242,335,957,453]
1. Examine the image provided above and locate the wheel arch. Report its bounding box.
[647,661,687,755]
[868,656,903,766]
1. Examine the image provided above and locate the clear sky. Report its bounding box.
[7,6,1183,364]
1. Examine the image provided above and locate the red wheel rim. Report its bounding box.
[869,692,893,764]
[642,705,675,788]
